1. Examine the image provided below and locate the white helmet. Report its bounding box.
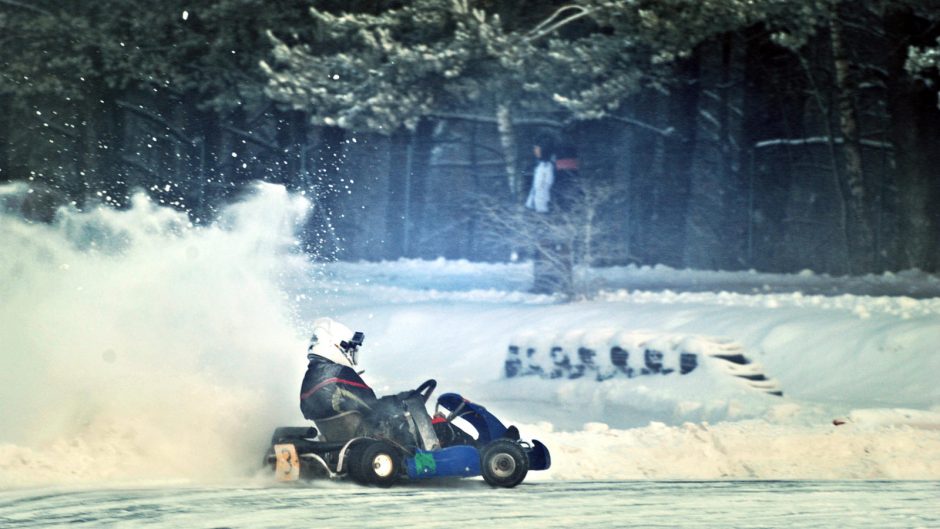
[307,317,364,368]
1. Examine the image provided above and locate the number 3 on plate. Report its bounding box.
[274,443,300,481]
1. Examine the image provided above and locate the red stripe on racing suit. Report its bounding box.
[300,377,372,400]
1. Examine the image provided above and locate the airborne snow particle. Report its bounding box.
[182,10,189,21]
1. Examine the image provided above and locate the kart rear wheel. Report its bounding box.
[343,440,368,482]
[349,441,400,487]
[481,440,529,488]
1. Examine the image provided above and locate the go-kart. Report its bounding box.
[263,380,550,487]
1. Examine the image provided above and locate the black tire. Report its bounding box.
[480,440,529,488]
[349,441,401,487]
[343,440,369,482]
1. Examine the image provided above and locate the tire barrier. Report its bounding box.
[504,329,782,396]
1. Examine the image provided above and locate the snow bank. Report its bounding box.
[524,412,940,480]
[322,257,940,298]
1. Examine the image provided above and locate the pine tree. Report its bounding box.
[907,38,940,107]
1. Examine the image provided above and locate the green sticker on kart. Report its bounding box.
[414,451,437,474]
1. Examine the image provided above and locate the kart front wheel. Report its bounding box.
[481,440,529,488]
[350,441,400,487]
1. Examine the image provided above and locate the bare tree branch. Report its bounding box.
[610,116,677,138]
[430,112,565,128]
[120,155,160,180]
[116,100,196,146]
[474,177,631,299]
[221,125,277,151]
[0,0,53,16]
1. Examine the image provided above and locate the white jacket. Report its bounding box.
[525,161,554,213]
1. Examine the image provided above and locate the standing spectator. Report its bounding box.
[523,134,577,295]
[525,135,555,213]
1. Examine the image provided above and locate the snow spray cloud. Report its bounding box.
[0,182,313,487]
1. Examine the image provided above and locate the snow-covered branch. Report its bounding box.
[526,5,593,42]
[754,136,893,150]
[907,38,940,108]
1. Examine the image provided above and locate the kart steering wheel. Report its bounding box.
[413,379,437,403]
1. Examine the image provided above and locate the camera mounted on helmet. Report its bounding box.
[339,331,365,366]
[308,318,365,368]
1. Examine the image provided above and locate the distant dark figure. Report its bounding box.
[552,143,579,214]
[524,135,577,295]
[523,136,579,214]
[525,136,555,213]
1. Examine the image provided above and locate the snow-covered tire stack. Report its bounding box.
[504,329,782,396]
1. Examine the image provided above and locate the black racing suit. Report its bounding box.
[299,355,435,446]
[300,354,378,425]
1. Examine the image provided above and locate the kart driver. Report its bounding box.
[299,318,378,438]
[299,318,485,447]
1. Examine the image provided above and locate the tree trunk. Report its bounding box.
[80,46,127,206]
[385,128,411,258]
[829,12,875,272]
[496,102,519,200]
[658,53,699,268]
[467,120,481,258]
[631,88,668,265]
[684,33,747,270]
[155,92,179,195]
[718,32,734,185]
[273,108,311,188]
[181,93,220,218]
[291,110,311,190]
[107,92,127,205]
[309,125,345,259]
[228,107,250,188]
[200,110,222,217]
[884,8,940,272]
[0,94,10,183]
[405,118,434,257]
[74,95,101,205]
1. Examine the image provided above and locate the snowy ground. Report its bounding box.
[2,481,938,529]
[1,182,939,517]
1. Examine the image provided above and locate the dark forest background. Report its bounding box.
[1,0,938,277]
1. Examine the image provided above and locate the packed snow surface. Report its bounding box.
[1,182,939,489]
[2,481,938,529]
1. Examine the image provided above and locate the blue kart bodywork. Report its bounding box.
[404,392,551,480]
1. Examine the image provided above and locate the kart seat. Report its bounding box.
[314,410,364,442]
